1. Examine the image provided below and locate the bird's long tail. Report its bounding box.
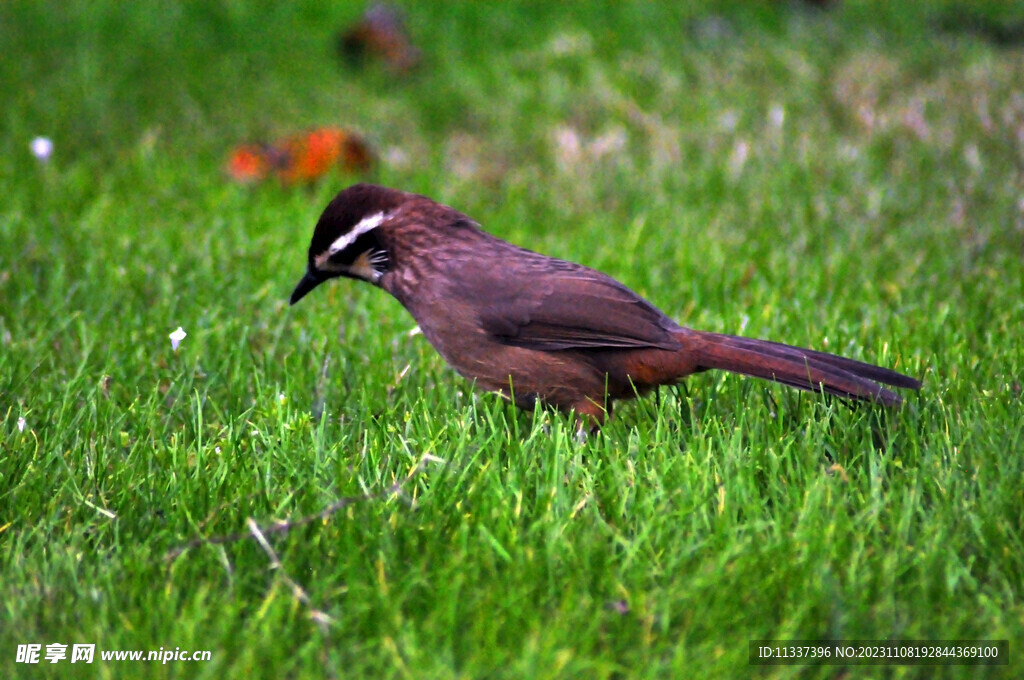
[687,330,921,405]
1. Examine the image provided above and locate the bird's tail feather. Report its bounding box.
[688,331,920,405]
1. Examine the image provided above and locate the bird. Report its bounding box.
[337,4,422,74]
[226,128,374,186]
[290,184,920,425]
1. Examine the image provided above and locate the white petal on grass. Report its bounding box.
[718,110,739,132]
[169,326,187,351]
[17,417,26,432]
[31,137,53,162]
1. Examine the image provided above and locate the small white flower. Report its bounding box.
[31,137,53,162]
[728,140,750,177]
[718,110,739,132]
[17,417,26,432]
[169,326,187,351]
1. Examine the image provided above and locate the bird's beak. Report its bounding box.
[289,269,322,305]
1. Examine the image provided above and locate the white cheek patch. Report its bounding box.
[328,211,389,255]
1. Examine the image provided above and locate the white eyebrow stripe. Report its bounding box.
[328,210,390,255]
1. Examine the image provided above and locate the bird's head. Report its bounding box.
[289,183,407,304]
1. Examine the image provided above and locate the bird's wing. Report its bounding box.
[464,252,681,352]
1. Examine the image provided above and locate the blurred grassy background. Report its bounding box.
[1,1,1022,678]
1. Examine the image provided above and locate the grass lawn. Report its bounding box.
[2,1,1022,678]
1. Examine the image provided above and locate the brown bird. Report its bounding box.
[290,184,920,425]
[337,4,422,74]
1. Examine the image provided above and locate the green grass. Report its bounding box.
[2,1,1023,678]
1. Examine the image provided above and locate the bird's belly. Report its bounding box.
[412,314,604,410]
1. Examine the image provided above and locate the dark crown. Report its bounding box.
[308,184,406,258]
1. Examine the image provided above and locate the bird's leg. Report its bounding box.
[572,399,609,443]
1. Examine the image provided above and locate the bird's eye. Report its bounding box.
[330,230,376,265]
